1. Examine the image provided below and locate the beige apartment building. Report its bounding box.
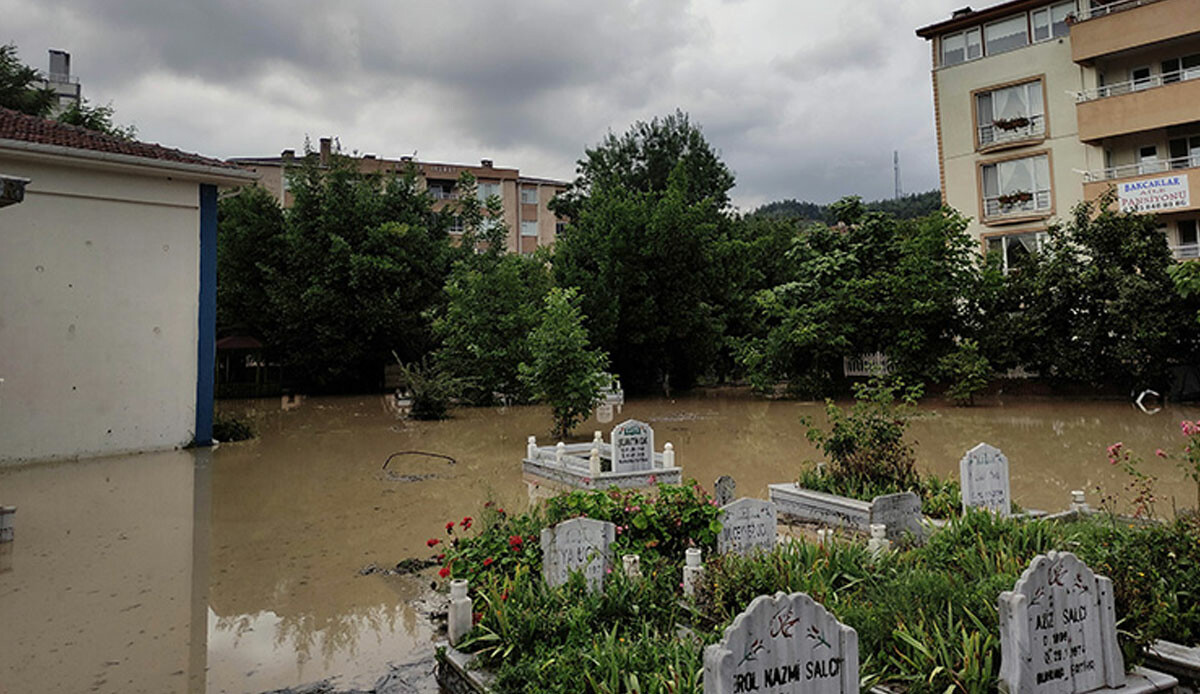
[918,0,1200,270]
[229,138,569,255]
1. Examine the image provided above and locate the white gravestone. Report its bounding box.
[869,492,925,542]
[704,591,858,694]
[611,419,655,473]
[715,475,737,507]
[961,442,1012,517]
[540,517,616,592]
[999,551,1123,694]
[718,498,778,557]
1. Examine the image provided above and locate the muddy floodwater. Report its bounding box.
[2,391,1198,693]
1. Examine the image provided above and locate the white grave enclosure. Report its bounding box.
[998,551,1176,694]
[961,442,1012,517]
[718,498,778,557]
[704,591,858,694]
[611,419,654,472]
[540,517,616,592]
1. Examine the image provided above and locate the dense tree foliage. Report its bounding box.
[737,201,977,395]
[0,44,55,116]
[218,150,451,391]
[752,190,942,224]
[56,99,137,140]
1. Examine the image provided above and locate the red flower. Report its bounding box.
[509,534,524,549]
[436,553,445,561]
[497,508,505,515]
[445,521,455,534]
[501,591,508,601]
[473,611,483,625]
[460,516,473,530]
[438,566,451,578]
[484,501,494,508]
[483,557,494,567]
[427,538,440,547]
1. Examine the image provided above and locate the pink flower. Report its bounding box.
[1155,448,1167,458]
[1182,420,1198,436]
[648,474,657,484]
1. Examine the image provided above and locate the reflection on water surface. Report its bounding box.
[1,391,1196,692]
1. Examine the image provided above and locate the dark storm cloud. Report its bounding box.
[1,0,964,206]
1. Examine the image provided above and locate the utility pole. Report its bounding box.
[893,150,903,199]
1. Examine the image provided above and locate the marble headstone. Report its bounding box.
[998,551,1124,694]
[869,491,925,542]
[715,475,737,507]
[704,591,859,694]
[611,419,654,473]
[718,498,777,556]
[961,442,1012,517]
[540,517,617,592]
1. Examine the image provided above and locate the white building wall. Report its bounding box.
[0,157,201,462]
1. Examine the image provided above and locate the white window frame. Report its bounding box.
[984,14,1029,57]
[520,220,538,237]
[1130,65,1152,91]
[477,181,501,202]
[1032,1,1075,42]
[976,79,1045,147]
[1176,219,1199,259]
[988,231,1049,273]
[941,27,982,66]
[982,154,1052,218]
[520,187,538,205]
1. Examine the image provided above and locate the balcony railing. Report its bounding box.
[429,189,460,200]
[1173,243,1200,260]
[1076,0,1166,20]
[1083,154,1200,181]
[978,114,1046,147]
[1076,67,1200,102]
[984,189,1053,218]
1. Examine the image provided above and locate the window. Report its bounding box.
[555,221,568,236]
[986,231,1048,273]
[1169,135,1200,169]
[1178,220,1199,259]
[941,27,982,66]
[1162,54,1200,84]
[520,220,538,237]
[1138,145,1164,175]
[984,15,1028,56]
[447,216,464,233]
[520,187,538,204]
[1131,66,1152,91]
[477,181,501,201]
[1032,1,1074,42]
[982,154,1052,218]
[976,79,1044,146]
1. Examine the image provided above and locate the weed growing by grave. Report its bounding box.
[797,467,962,519]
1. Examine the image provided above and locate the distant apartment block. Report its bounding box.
[918,0,1200,270]
[229,138,570,255]
[41,50,81,116]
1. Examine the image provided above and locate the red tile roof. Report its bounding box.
[0,107,244,171]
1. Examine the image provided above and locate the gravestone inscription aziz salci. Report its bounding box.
[998,551,1124,694]
[961,442,1012,517]
[611,419,655,473]
[718,498,777,557]
[540,517,616,592]
[704,591,858,694]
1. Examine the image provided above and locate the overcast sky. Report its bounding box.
[3,0,968,210]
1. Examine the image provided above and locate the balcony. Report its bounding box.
[978,114,1046,150]
[1071,0,1200,63]
[1174,243,1200,260]
[1075,74,1200,142]
[983,189,1053,220]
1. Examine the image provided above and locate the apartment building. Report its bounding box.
[229,138,569,255]
[40,50,82,116]
[918,0,1200,270]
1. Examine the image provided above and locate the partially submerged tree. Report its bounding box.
[520,288,609,438]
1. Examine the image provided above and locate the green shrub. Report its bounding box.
[937,339,992,406]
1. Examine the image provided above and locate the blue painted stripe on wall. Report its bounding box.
[195,183,217,446]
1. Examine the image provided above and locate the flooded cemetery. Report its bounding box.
[2,391,1199,693]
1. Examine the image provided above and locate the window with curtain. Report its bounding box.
[1032,2,1075,41]
[477,181,501,201]
[976,80,1044,146]
[982,154,1051,217]
[987,231,1048,273]
[520,220,538,237]
[985,15,1028,55]
[941,27,982,66]
[520,187,538,204]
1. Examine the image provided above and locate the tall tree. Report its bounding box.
[216,185,285,339]
[520,287,609,438]
[0,44,54,117]
[56,99,137,140]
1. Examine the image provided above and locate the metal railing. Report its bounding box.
[1174,243,1200,260]
[1077,0,1166,20]
[429,189,460,200]
[978,114,1046,147]
[1083,154,1200,181]
[843,352,891,378]
[1076,67,1200,102]
[984,189,1053,218]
